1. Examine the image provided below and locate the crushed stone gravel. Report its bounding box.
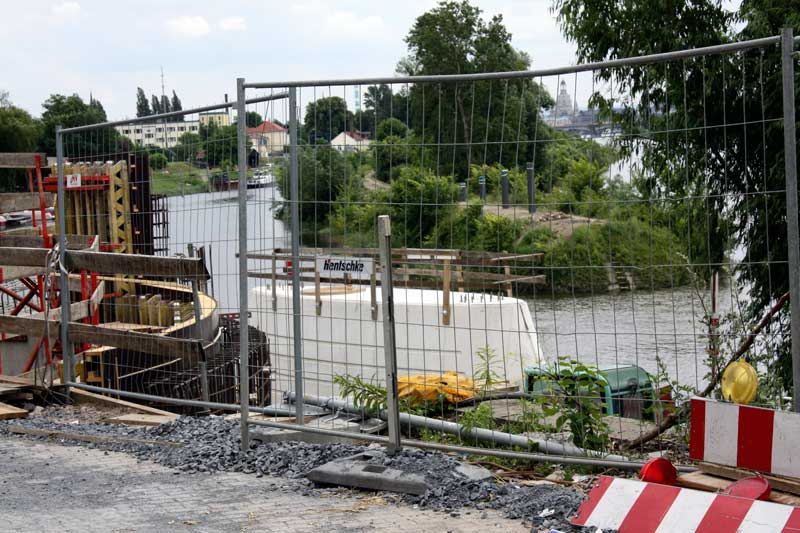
[0,413,608,531]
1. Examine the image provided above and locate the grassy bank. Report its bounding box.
[151,162,209,196]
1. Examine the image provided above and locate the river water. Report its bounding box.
[168,187,735,389]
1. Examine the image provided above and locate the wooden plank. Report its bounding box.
[0,192,54,213]
[1,247,208,278]
[6,425,182,447]
[0,153,47,169]
[66,250,209,279]
[249,271,544,289]
[69,387,176,416]
[394,267,543,283]
[0,315,203,360]
[0,247,49,267]
[0,266,46,282]
[0,402,28,420]
[0,234,94,249]
[698,461,800,497]
[104,413,177,426]
[677,471,800,506]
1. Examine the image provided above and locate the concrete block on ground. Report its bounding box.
[306,451,430,495]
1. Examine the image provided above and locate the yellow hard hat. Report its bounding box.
[721,360,758,405]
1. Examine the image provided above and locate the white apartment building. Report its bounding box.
[116,120,200,149]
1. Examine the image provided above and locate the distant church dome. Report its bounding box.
[555,80,577,117]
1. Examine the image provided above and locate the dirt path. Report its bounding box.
[472,202,605,239]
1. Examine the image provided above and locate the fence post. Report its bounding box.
[55,125,73,397]
[236,77,250,449]
[781,28,800,412]
[377,215,401,454]
[289,86,305,424]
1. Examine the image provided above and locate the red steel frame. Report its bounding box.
[1,155,102,374]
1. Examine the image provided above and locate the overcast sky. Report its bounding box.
[1,0,591,120]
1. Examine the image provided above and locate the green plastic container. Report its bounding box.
[524,364,659,420]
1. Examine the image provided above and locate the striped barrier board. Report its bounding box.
[572,475,800,532]
[690,397,800,479]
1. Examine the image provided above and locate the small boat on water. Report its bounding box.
[246,170,275,189]
[248,248,546,402]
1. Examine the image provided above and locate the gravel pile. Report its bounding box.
[1,414,601,531]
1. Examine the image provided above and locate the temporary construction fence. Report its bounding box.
[1,30,797,466]
[236,29,800,461]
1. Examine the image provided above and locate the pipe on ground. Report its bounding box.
[286,392,628,461]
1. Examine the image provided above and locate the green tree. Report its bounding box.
[364,84,394,120]
[276,144,358,229]
[376,118,408,141]
[174,132,201,161]
[151,94,161,115]
[0,98,41,190]
[303,96,354,141]
[245,111,263,127]
[204,124,245,167]
[160,94,171,114]
[38,94,112,156]
[171,90,183,121]
[551,0,800,393]
[136,87,151,117]
[401,1,554,179]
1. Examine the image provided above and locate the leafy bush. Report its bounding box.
[541,217,690,293]
[149,152,168,170]
[532,358,612,451]
[427,201,525,251]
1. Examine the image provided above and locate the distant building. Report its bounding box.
[554,80,578,117]
[331,131,371,153]
[247,121,288,157]
[116,120,200,149]
[199,110,230,127]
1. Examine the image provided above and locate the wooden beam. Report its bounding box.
[677,471,800,506]
[0,266,46,282]
[0,153,47,169]
[0,247,49,267]
[0,234,95,249]
[0,315,203,360]
[66,251,209,279]
[0,192,54,213]
[0,402,28,420]
[698,461,800,497]
[0,248,208,279]
[70,387,177,416]
[6,425,182,447]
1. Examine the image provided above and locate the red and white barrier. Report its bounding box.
[572,476,800,532]
[690,397,800,479]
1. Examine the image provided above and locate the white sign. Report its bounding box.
[316,256,373,279]
[66,173,82,189]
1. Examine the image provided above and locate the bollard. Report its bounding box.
[479,175,486,202]
[501,169,509,209]
[459,182,467,202]
[527,162,536,214]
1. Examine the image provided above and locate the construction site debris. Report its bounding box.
[0,402,28,420]
[0,413,592,530]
